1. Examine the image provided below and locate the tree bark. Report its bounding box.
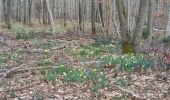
[148,0,154,39]
[116,0,148,54]
[64,0,67,27]
[91,0,96,35]
[23,0,27,24]
[43,0,47,25]
[79,0,82,31]
[18,0,22,22]
[6,0,11,29]
[116,0,129,42]
[2,0,7,25]
[45,0,55,34]
[98,0,104,27]
[28,0,33,26]
[116,0,134,54]
[133,0,148,52]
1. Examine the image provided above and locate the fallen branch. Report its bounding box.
[3,66,56,78]
[0,66,57,84]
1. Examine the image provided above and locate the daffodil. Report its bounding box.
[94,69,97,72]
[44,49,50,53]
[60,64,64,67]
[63,72,66,76]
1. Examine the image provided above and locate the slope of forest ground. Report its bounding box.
[0,23,170,100]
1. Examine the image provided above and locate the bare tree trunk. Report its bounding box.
[79,0,82,31]
[16,0,19,21]
[23,0,27,24]
[28,0,32,26]
[106,0,112,36]
[45,0,55,34]
[133,0,148,52]
[43,0,46,25]
[116,0,148,54]
[6,0,11,29]
[98,0,104,27]
[38,0,42,24]
[52,0,56,22]
[91,0,96,35]
[18,0,22,22]
[64,0,67,27]
[2,0,7,25]
[148,0,154,39]
[116,0,134,54]
[116,0,129,42]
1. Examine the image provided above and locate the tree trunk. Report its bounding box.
[91,0,96,35]
[45,0,55,34]
[133,0,148,52]
[16,0,19,21]
[106,0,112,36]
[79,0,82,31]
[6,0,11,29]
[148,0,154,39]
[116,0,134,54]
[52,0,56,22]
[116,0,148,54]
[115,0,129,42]
[18,0,22,22]
[2,0,7,25]
[64,0,67,27]
[23,0,27,24]
[43,0,46,25]
[28,0,32,26]
[98,0,104,27]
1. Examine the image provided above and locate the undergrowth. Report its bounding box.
[76,44,154,72]
[39,63,109,92]
[11,25,37,40]
[97,54,153,71]
[0,53,21,68]
[142,27,150,39]
[162,35,170,43]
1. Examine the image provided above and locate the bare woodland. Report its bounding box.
[0,0,169,99]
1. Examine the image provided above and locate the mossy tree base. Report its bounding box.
[122,41,136,54]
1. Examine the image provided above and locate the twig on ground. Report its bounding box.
[2,66,55,78]
[0,66,57,84]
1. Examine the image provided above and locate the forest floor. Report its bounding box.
[0,24,170,100]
